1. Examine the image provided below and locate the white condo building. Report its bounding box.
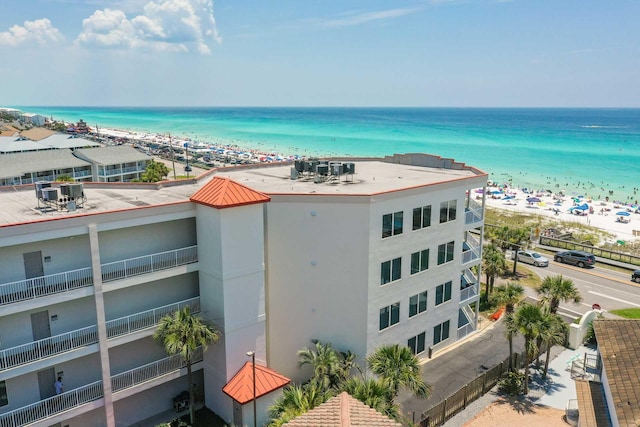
[0,153,486,427]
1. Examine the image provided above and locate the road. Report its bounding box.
[519,256,640,319]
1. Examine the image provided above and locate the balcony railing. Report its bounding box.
[457,305,477,340]
[465,199,484,225]
[111,347,203,393]
[0,326,98,372]
[0,297,199,371]
[106,297,200,339]
[101,246,198,283]
[460,283,479,303]
[0,246,198,306]
[0,349,203,427]
[462,233,481,264]
[0,380,103,427]
[0,267,93,306]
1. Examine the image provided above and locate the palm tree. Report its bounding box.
[482,244,506,300]
[268,382,332,427]
[366,344,431,400]
[511,303,544,394]
[494,282,524,371]
[297,340,342,389]
[537,275,582,314]
[337,377,397,420]
[153,306,220,425]
[538,312,568,379]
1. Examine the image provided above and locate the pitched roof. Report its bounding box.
[0,149,91,179]
[20,128,55,141]
[222,362,290,404]
[190,176,270,209]
[593,319,640,427]
[282,392,402,427]
[74,145,151,164]
[574,380,610,427]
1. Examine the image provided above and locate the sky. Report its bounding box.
[0,0,639,107]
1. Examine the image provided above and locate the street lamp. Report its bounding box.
[246,351,257,427]
[184,143,192,178]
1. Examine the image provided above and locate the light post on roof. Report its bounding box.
[246,351,257,427]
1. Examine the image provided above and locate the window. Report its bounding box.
[382,211,403,238]
[0,381,7,407]
[437,241,455,265]
[410,249,429,274]
[439,200,457,223]
[381,257,402,285]
[435,281,452,305]
[409,291,428,317]
[408,332,426,355]
[379,303,400,330]
[413,205,431,230]
[433,320,451,345]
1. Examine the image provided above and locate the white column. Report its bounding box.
[88,224,115,427]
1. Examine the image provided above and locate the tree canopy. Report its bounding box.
[141,160,170,182]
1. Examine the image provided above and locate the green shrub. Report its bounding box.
[498,371,525,396]
[583,321,596,345]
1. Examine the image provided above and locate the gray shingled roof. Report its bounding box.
[39,134,100,150]
[74,145,151,165]
[0,136,44,153]
[0,150,91,179]
[0,134,98,153]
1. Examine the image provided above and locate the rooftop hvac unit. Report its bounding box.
[302,161,312,172]
[59,183,70,197]
[317,164,329,176]
[41,188,58,202]
[291,168,299,180]
[68,183,84,199]
[294,160,304,172]
[35,181,51,199]
[331,163,342,176]
[344,163,355,174]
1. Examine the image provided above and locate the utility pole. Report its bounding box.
[168,133,177,180]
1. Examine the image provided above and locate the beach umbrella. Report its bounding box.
[617,211,631,216]
[574,204,589,211]
[526,197,541,203]
[537,201,547,207]
[489,190,503,195]
[502,195,514,200]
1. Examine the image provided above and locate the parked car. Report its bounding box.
[632,270,640,283]
[516,250,549,267]
[553,250,596,268]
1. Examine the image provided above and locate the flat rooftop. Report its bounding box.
[0,154,486,227]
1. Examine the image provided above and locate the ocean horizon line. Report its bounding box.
[15,105,640,110]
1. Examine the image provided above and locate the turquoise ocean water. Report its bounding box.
[21,107,640,202]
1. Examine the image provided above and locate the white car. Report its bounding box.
[516,250,549,267]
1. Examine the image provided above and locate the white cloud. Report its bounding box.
[76,0,221,54]
[318,7,421,28]
[0,18,65,47]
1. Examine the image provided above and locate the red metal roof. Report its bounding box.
[190,176,270,209]
[222,362,291,405]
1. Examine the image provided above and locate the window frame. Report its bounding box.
[435,281,452,306]
[408,331,426,355]
[433,320,451,345]
[0,380,7,407]
[437,241,455,265]
[380,257,402,285]
[410,249,429,274]
[382,211,404,238]
[439,200,457,224]
[379,302,401,331]
[409,290,428,317]
[412,205,432,230]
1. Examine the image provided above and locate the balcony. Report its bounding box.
[101,246,198,283]
[464,199,484,225]
[0,297,199,372]
[0,246,198,306]
[0,349,202,427]
[457,305,477,340]
[460,269,480,304]
[461,233,481,265]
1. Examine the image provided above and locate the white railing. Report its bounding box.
[0,380,103,427]
[0,246,197,306]
[0,267,93,306]
[111,347,203,393]
[0,325,98,371]
[121,166,142,173]
[460,283,479,303]
[101,246,198,283]
[0,297,198,371]
[457,322,476,340]
[73,170,92,178]
[462,247,480,264]
[106,297,200,339]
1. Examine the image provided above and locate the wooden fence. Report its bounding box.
[418,351,527,427]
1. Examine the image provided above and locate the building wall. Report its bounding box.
[264,196,371,382]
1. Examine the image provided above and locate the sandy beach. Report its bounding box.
[482,186,640,243]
